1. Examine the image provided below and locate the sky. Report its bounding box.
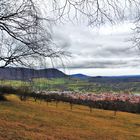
[35,0,140,76]
[2,0,138,76]
[53,22,140,76]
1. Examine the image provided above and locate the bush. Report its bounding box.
[0,94,7,101]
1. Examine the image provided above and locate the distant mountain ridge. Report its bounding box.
[0,67,67,80]
[89,75,140,83]
[71,74,140,82]
[0,67,140,82]
[71,74,91,79]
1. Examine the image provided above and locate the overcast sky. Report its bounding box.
[35,0,140,76]
[52,21,140,76]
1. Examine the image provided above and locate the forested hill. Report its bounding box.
[0,67,67,80]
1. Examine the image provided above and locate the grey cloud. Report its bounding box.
[65,58,140,69]
[53,23,139,69]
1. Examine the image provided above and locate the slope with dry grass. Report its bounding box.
[0,95,140,140]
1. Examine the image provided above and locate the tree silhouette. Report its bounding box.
[0,0,68,68]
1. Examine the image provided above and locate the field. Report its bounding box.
[1,78,140,93]
[0,95,140,140]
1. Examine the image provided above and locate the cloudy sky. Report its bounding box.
[36,0,140,76]
[53,22,140,76]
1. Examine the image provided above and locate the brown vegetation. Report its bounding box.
[0,95,140,140]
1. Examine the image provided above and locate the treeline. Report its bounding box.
[0,86,140,114]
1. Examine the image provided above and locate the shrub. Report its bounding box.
[0,94,7,101]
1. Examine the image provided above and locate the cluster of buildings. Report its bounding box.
[65,92,140,104]
[40,90,140,104]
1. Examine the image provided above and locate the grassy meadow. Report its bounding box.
[0,95,140,140]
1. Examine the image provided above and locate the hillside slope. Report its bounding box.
[0,95,140,140]
[0,67,67,80]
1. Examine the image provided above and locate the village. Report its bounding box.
[41,91,140,104]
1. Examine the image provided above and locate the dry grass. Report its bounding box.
[0,95,140,140]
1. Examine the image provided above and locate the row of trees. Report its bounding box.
[0,0,140,68]
[0,85,140,114]
[19,92,140,114]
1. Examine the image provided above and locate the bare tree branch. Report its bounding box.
[0,0,69,68]
[0,0,140,68]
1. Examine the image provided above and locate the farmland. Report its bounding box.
[1,78,140,93]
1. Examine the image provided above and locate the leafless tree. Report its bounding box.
[0,0,140,68]
[43,0,140,50]
[41,0,139,25]
[0,0,68,68]
[133,19,140,50]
